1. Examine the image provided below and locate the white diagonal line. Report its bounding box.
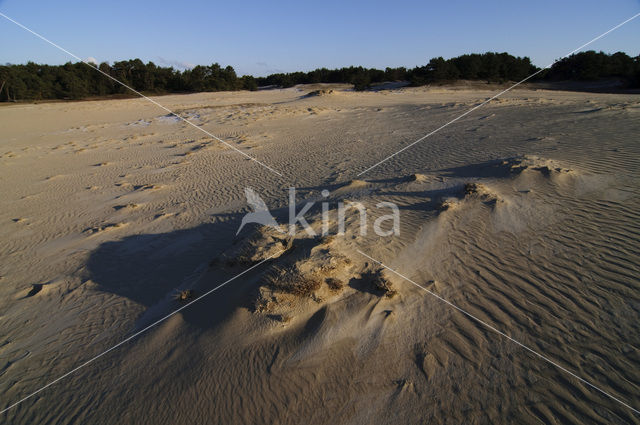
[0,12,284,178]
[356,12,640,177]
[0,250,283,415]
[357,250,640,415]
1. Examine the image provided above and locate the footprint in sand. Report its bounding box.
[113,203,139,211]
[82,222,127,235]
[133,184,163,191]
[153,212,176,220]
[25,284,43,297]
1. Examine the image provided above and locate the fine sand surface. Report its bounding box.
[0,84,639,424]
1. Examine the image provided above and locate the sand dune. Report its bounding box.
[0,85,639,424]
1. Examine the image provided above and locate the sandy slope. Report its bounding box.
[0,85,639,424]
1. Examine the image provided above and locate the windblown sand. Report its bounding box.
[1,85,639,424]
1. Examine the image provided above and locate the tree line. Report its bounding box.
[1,51,638,102]
[0,59,258,101]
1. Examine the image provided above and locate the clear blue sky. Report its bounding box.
[0,0,638,76]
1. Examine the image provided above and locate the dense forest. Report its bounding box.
[0,51,638,102]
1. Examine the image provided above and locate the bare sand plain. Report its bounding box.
[0,84,639,424]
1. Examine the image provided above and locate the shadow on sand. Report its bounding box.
[83,211,278,329]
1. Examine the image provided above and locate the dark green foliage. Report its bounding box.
[0,60,250,101]
[543,50,639,84]
[240,75,258,91]
[255,53,539,89]
[409,53,537,85]
[1,51,637,102]
[256,65,393,89]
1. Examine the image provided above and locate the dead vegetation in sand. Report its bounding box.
[173,289,195,302]
[361,269,398,298]
[215,222,401,320]
[304,89,334,97]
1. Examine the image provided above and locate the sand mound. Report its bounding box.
[217,226,291,266]
[218,220,400,322]
[408,173,429,182]
[462,182,503,206]
[446,155,575,180]
[332,179,370,196]
[502,155,574,177]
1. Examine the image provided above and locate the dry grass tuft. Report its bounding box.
[325,277,344,292]
[306,89,333,97]
[174,289,195,302]
[464,182,479,195]
[266,268,322,297]
[364,269,397,298]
